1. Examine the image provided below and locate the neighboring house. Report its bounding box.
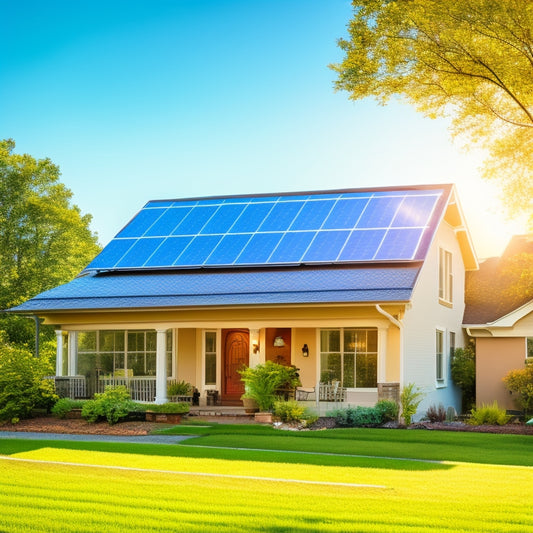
[464,235,533,411]
[8,184,478,419]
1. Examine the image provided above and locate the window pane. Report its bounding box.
[344,330,356,353]
[343,353,355,387]
[145,353,156,376]
[320,353,341,383]
[367,329,378,352]
[321,330,340,352]
[356,353,377,387]
[78,331,96,352]
[527,338,533,359]
[146,332,156,352]
[205,331,216,353]
[205,353,217,385]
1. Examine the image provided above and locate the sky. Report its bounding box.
[1,0,527,259]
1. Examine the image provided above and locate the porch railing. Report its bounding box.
[97,377,156,402]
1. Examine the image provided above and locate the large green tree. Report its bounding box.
[331,0,533,224]
[0,139,101,346]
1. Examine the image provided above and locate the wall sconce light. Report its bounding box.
[252,342,260,354]
[273,336,285,347]
[302,344,309,357]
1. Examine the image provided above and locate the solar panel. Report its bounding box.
[85,188,446,271]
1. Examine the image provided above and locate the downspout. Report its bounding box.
[375,305,404,388]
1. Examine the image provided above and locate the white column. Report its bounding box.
[377,327,388,383]
[55,330,63,376]
[68,332,77,376]
[155,329,168,404]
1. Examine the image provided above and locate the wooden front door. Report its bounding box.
[222,329,249,403]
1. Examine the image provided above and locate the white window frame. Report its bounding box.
[202,330,219,390]
[435,328,446,387]
[526,338,533,360]
[438,247,453,306]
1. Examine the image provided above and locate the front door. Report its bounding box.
[222,329,249,403]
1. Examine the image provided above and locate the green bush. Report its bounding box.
[400,383,424,426]
[451,345,476,412]
[503,361,533,415]
[81,385,136,425]
[330,403,391,427]
[239,362,300,412]
[468,402,512,426]
[146,402,190,414]
[51,398,85,419]
[0,334,57,422]
[375,400,399,422]
[167,380,193,396]
[273,400,306,422]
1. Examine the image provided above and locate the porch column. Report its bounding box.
[68,332,77,376]
[155,329,168,404]
[377,326,388,383]
[55,330,64,376]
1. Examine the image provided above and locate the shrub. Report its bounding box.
[81,385,136,425]
[503,361,533,415]
[51,398,85,419]
[375,400,399,422]
[330,405,383,427]
[468,402,512,426]
[146,402,190,414]
[451,344,476,412]
[0,334,57,422]
[426,404,446,423]
[273,400,306,422]
[400,383,424,426]
[239,362,300,412]
[167,380,193,396]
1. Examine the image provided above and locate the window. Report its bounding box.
[436,329,445,383]
[527,338,533,360]
[77,330,173,378]
[449,331,456,359]
[204,331,217,385]
[439,248,453,304]
[320,328,377,388]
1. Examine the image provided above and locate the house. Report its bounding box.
[464,235,533,411]
[8,184,478,419]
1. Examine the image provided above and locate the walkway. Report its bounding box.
[0,431,194,444]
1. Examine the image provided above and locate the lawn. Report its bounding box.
[0,425,531,532]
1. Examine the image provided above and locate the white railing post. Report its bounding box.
[154,329,168,404]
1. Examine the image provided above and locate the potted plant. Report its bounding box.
[238,362,300,423]
[145,402,190,423]
[241,392,259,413]
[167,380,193,403]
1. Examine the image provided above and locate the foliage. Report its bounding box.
[146,402,190,414]
[331,1,533,223]
[468,401,512,426]
[503,360,533,415]
[375,399,399,423]
[0,139,101,346]
[81,385,137,425]
[330,400,398,427]
[239,362,300,412]
[167,380,193,396]
[426,404,447,423]
[451,345,476,412]
[273,400,306,423]
[51,398,85,419]
[400,383,424,426]
[0,333,57,422]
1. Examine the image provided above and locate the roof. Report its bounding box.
[463,235,533,325]
[8,184,475,314]
[9,265,421,312]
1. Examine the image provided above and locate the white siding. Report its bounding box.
[402,221,465,420]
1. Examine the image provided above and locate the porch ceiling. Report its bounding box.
[8,265,420,313]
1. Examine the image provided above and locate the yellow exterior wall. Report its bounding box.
[476,337,526,410]
[292,328,317,388]
[176,328,197,386]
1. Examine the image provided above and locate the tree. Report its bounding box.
[451,344,476,412]
[503,360,533,416]
[331,0,533,224]
[0,139,101,346]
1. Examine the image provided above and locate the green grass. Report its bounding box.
[0,425,531,532]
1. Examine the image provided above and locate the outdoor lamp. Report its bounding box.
[302,344,309,357]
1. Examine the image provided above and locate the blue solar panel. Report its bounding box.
[84,188,446,271]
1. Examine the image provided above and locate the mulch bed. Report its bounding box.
[1,416,532,436]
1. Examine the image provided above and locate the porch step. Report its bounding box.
[188,406,255,422]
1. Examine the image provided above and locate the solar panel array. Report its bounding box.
[86,189,444,271]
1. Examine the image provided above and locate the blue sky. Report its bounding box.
[1,0,525,258]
